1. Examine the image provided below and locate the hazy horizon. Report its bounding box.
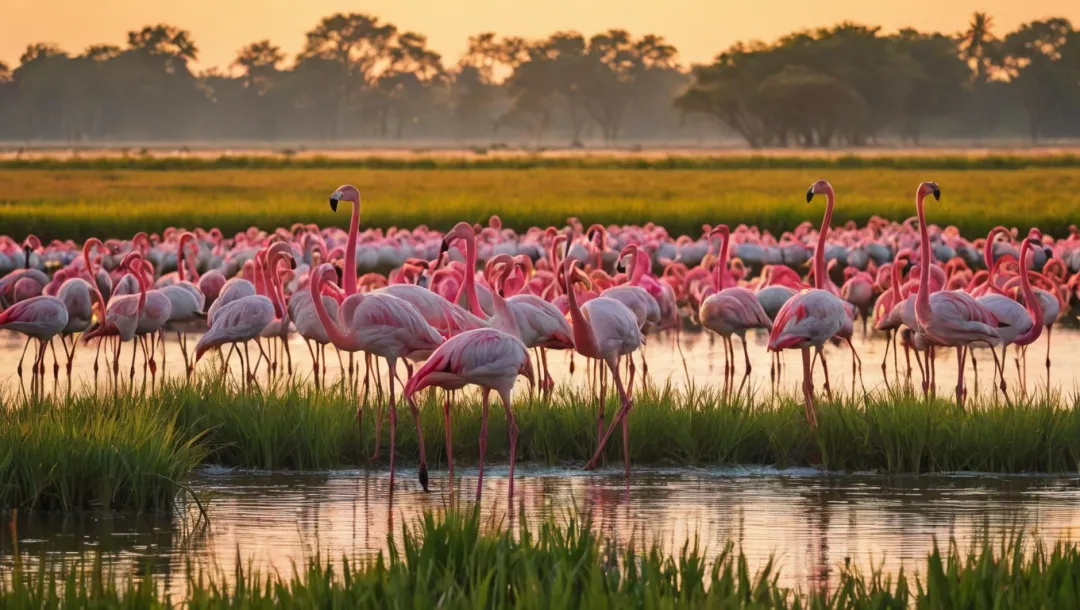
[4,0,1079,72]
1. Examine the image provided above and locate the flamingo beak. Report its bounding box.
[805,188,814,203]
[932,187,941,201]
[329,193,341,212]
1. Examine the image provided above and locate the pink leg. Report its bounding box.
[370,357,384,461]
[443,395,454,494]
[1046,324,1053,386]
[741,334,752,375]
[476,389,491,503]
[817,345,833,399]
[801,347,817,428]
[399,359,429,492]
[584,356,633,475]
[955,346,966,409]
[499,388,519,509]
[388,364,398,492]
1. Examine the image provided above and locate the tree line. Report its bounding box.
[1,12,1078,147]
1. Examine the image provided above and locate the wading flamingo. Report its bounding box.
[563,256,644,476]
[911,182,1000,408]
[309,263,443,491]
[768,180,853,427]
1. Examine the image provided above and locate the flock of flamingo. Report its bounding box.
[2,180,1078,498]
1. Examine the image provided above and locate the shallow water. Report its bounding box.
[2,322,1079,399]
[4,469,1080,595]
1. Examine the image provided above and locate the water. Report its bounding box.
[2,322,1079,398]
[4,469,1080,595]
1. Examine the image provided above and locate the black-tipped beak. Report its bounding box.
[289,258,297,270]
[932,188,941,201]
[1044,245,1054,258]
[329,197,339,212]
[806,188,814,203]
[439,239,449,256]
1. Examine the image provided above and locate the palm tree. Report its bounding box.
[960,12,995,83]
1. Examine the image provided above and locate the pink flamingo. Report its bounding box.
[403,325,533,502]
[193,281,275,387]
[0,293,68,392]
[699,225,773,383]
[768,180,853,427]
[309,263,443,490]
[82,252,154,388]
[562,256,644,476]
[911,182,1000,408]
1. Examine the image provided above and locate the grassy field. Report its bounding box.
[4,509,1080,608]
[4,380,1079,511]
[2,165,1078,242]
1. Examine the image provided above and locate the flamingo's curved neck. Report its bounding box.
[177,235,192,283]
[267,258,286,320]
[1014,239,1045,344]
[814,187,835,291]
[133,260,148,315]
[344,197,361,296]
[891,257,905,301]
[460,231,483,317]
[713,227,730,291]
[915,189,933,325]
[254,255,267,297]
[565,262,598,356]
[491,264,521,338]
[310,269,357,350]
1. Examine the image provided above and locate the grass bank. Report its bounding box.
[4,510,1080,608]
[4,381,1080,511]
[3,167,1077,242]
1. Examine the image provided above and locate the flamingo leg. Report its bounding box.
[955,346,967,409]
[845,338,865,394]
[388,361,398,493]
[499,388,519,508]
[801,347,817,428]
[177,331,190,380]
[370,357,384,461]
[999,344,1009,396]
[584,356,633,475]
[400,360,428,492]
[49,337,60,387]
[477,389,491,502]
[1046,324,1053,387]
[16,335,31,384]
[817,345,833,400]
[443,395,454,494]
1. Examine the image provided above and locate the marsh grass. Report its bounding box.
[4,509,1080,608]
[4,379,1080,511]
[4,166,1079,241]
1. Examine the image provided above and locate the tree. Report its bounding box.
[961,12,997,83]
[300,12,397,137]
[994,18,1080,141]
[233,40,285,92]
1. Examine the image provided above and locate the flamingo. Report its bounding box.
[0,294,69,393]
[910,182,1000,408]
[403,325,533,502]
[977,233,1046,396]
[444,223,573,393]
[158,232,207,377]
[194,287,275,387]
[82,252,153,388]
[561,256,643,476]
[699,225,773,384]
[309,263,443,490]
[768,180,853,427]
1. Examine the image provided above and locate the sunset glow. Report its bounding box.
[3,0,1078,71]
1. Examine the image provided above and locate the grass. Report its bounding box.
[4,379,1080,511]
[3,166,1079,242]
[4,509,1080,608]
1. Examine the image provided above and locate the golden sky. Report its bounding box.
[3,0,1078,71]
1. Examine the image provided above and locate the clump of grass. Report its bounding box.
[5,510,1080,608]
[0,391,206,511]
[3,167,1079,242]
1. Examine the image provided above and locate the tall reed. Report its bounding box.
[4,509,1080,608]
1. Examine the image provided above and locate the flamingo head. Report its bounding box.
[328,184,360,212]
[806,179,833,202]
[440,221,475,255]
[918,181,941,201]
